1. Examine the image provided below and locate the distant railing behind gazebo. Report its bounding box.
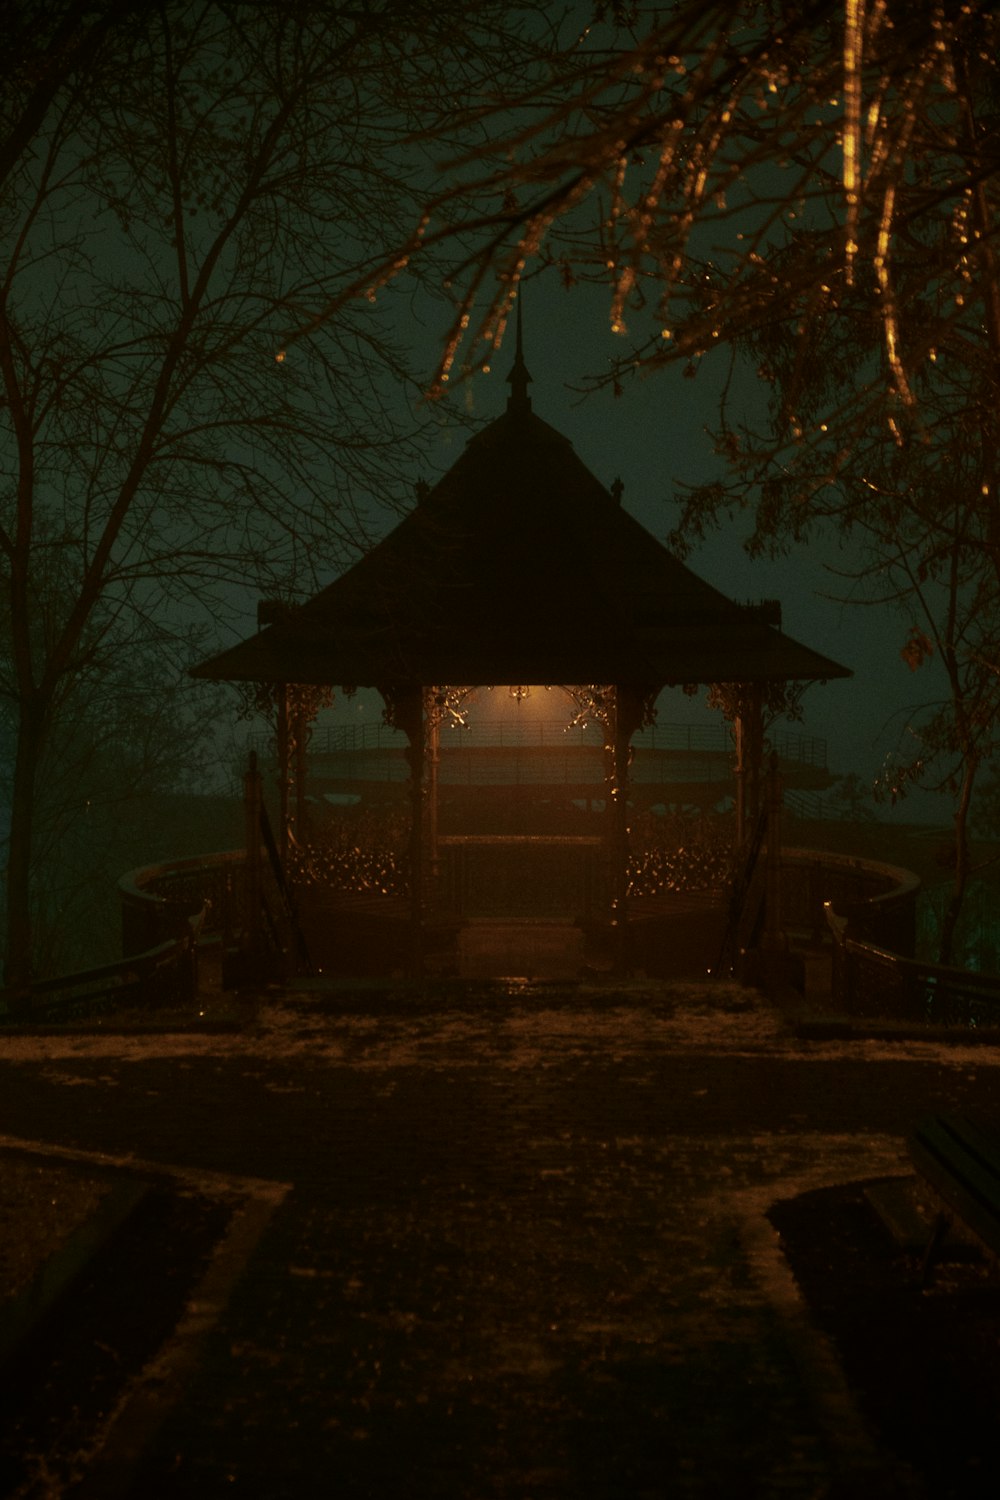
[253,718,828,767]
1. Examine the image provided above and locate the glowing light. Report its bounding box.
[875,182,915,406]
[842,0,864,284]
[275,349,286,363]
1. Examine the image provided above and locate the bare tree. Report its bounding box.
[0,0,552,989]
[359,3,1000,419]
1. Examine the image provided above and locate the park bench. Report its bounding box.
[908,1113,1000,1282]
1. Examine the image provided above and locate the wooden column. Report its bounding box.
[608,685,644,973]
[391,686,426,978]
[733,683,764,846]
[733,708,746,845]
[426,695,442,883]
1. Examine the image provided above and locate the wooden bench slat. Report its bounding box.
[909,1113,1000,1256]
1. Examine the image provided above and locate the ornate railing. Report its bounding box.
[6,816,944,1019]
[1,853,247,1023]
[119,849,247,955]
[289,812,409,897]
[626,812,734,897]
[826,909,1000,1029]
[260,717,827,766]
[805,851,1000,1029]
[1,935,202,1024]
[780,847,920,955]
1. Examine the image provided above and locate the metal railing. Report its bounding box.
[2,920,204,1024]
[801,850,1000,1030]
[826,909,1000,1029]
[780,847,920,955]
[253,718,827,767]
[1,852,253,1023]
[120,850,247,955]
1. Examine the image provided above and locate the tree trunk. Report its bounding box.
[938,761,976,968]
[3,697,45,1003]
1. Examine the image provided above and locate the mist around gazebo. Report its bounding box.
[3,3,1000,999]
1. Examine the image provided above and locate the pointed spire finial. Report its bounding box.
[505,293,532,413]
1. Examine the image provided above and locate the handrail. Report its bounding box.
[825,907,1000,1029]
[34,831,310,1020]
[436,834,604,847]
[119,849,246,954]
[783,847,919,955]
[254,718,827,767]
[1,914,203,1023]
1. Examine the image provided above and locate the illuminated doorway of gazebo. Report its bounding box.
[428,684,608,980]
[298,683,731,981]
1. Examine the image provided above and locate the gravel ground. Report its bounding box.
[1,976,998,1498]
[0,1160,111,1303]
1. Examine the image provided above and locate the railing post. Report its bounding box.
[427,695,442,883]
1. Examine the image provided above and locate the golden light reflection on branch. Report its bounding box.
[842,0,865,285]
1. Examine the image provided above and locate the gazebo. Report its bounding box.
[193,327,850,975]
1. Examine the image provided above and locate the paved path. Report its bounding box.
[2,978,997,1497]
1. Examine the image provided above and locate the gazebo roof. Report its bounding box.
[193,371,850,692]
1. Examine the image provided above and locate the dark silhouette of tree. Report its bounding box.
[330,4,997,403]
[0,0,552,990]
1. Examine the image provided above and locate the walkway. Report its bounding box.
[1,978,998,1497]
